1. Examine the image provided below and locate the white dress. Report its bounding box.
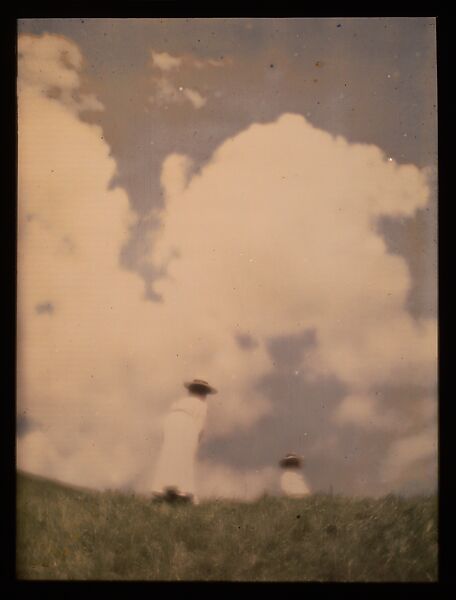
[152,395,208,501]
[280,469,311,497]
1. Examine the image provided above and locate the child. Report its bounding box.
[279,452,311,497]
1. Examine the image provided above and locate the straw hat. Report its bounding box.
[279,452,303,469]
[184,378,218,395]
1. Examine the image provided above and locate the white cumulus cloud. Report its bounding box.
[183,87,207,109]
[150,113,437,490]
[150,51,183,71]
[17,34,437,498]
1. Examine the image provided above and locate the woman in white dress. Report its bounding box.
[152,379,217,504]
[279,453,311,497]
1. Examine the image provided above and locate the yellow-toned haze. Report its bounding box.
[17,34,437,498]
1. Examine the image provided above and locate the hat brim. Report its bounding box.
[184,381,218,394]
[279,457,302,468]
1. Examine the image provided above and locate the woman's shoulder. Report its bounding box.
[171,396,191,410]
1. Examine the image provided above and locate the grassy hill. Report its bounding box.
[16,472,437,581]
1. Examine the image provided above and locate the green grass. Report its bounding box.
[16,471,437,581]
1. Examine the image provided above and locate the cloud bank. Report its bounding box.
[17,34,436,498]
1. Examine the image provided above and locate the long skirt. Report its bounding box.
[152,411,201,499]
[280,470,311,497]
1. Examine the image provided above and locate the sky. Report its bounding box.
[16,17,437,499]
